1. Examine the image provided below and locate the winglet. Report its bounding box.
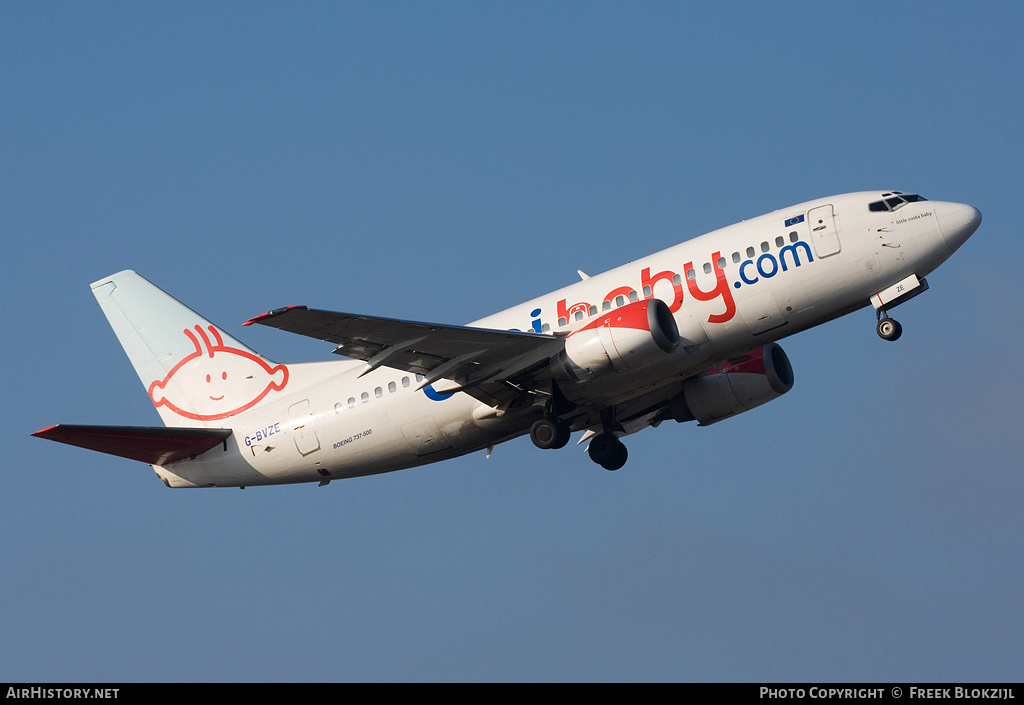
[243,305,307,327]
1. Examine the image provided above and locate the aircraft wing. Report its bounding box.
[32,424,233,466]
[244,306,563,407]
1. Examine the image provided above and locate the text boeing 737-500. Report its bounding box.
[33,191,981,487]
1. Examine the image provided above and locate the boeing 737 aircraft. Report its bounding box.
[33,191,981,487]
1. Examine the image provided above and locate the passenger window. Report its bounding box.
[629,290,638,302]
[615,295,625,307]
[361,392,369,404]
[402,376,410,388]
[375,387,383,398]
[588,305,597,315]
[746,246,755,258]
[686,269,696,280]
[789,231,798,242]
[703,262,712,274]
[775,236,784,248]
[388,381,397,393]
[574,310,584,321]
[558,317,567,326]
[761,241,770,253]
[643,285,652,297]
[732,252,741,263]
[717,256,726,269]
[602,300,611,311]
[348,397,356,409]
[334,403,344,414]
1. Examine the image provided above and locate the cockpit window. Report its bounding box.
[868,193,928,212]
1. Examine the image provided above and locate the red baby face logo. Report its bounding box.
[148,325,289,421]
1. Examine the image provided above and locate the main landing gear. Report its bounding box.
[528,409,628,471]
[876,310,903,341]
[587,433,628,471]
[529,416,571,450]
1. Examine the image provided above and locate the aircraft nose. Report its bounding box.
[934,201,982,253]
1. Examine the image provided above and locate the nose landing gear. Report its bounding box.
[876,310,902,341]
[871,274,928,342]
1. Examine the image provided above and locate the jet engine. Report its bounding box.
[670,343,794,425]
[552,298,680,381]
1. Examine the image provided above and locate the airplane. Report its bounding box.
[33,191,981,487]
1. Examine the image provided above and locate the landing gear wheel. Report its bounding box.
[876,317,902,341]
[530,418,571,450]
[587,433,628,471]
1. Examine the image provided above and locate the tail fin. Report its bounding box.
[92,271,289,427]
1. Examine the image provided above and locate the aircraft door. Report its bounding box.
[289,400,321,456]
[808,205,841,258]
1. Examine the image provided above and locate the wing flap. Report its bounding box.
[32,424,233,466]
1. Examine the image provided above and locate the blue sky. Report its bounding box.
[3,1,1022,682]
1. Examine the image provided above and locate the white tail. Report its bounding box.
[92,271,290,428]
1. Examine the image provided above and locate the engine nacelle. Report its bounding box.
[670,343,794,425]
[553,298,680,381]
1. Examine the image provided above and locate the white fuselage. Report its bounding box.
[155,192,976,487]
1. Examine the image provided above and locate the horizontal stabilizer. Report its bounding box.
[32,424,233,465]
